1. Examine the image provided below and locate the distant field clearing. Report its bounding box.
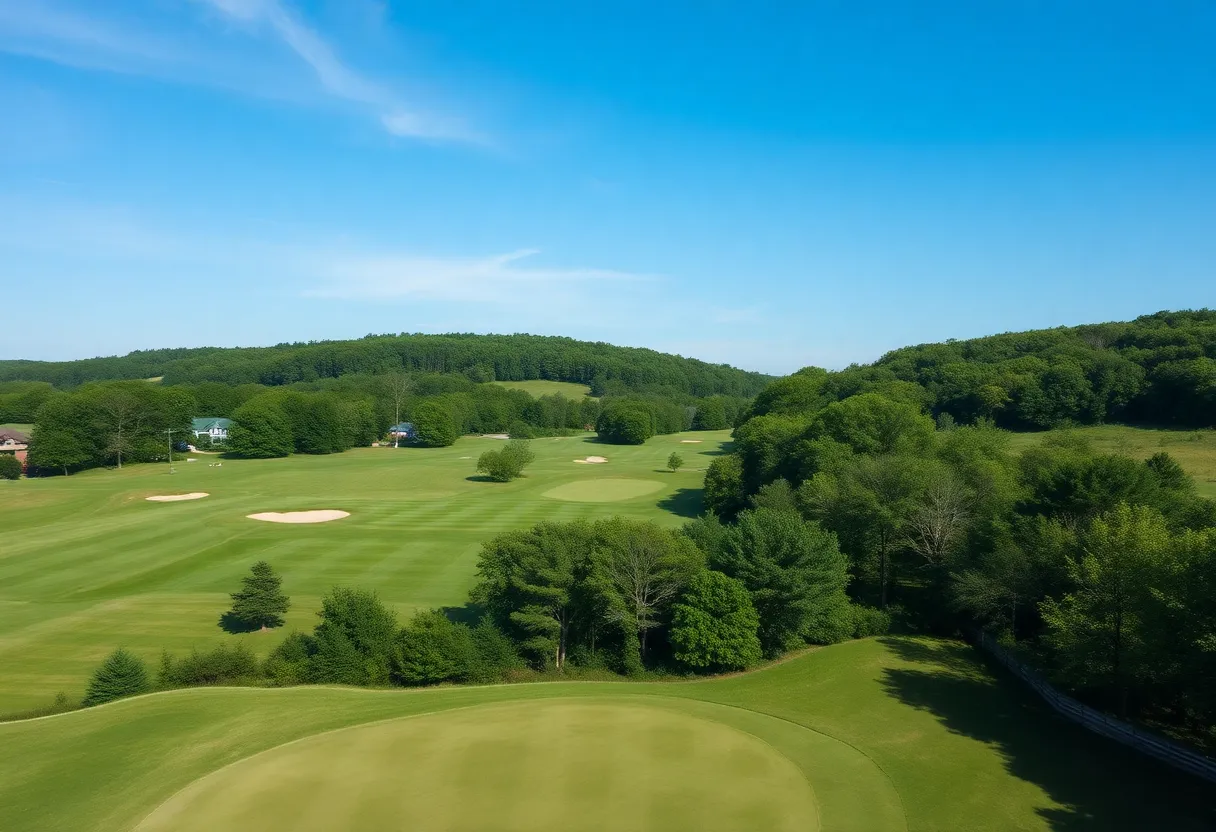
[135,700,817,832]
[543,479,664,502]
[489,379,595,399]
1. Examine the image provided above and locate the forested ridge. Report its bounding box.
[701,310,1216,750]
[833,309,1216,428]
[0,333,772,397]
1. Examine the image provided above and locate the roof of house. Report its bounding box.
[0,429,29,444]
[389,422,415,432]
[191,418,233,431]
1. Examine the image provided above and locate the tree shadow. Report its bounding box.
[658,487,704,519]
[878,637,1216,831]
[438,602,487,626]
[465,475,499,483]
[217,611,258,634]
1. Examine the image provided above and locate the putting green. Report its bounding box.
[135,700,819,832]
[543,478,665,502]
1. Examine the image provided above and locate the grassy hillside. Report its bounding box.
[489,379,594,399]
[0,432,728,713]
[1008,425,1216,498]
[1,637,1211,831]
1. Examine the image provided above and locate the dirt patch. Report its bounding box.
[246,510,350,524]
[146,492,209,502]
[574,456,608,464]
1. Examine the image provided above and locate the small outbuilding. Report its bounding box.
[192,418,233,442]
[0,429,29,472]
[389,422,417,441]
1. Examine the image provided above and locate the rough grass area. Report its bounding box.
[488,379,595,398]
[1008,425,1216,498]
[1,638,1211,832]
[0,432,724,713]
[0,423,33,434]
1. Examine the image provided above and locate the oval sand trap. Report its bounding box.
[246,510,350,524]
[145,492,209,502]
[135,700,818,832]
[573,456,608,464]
[544,479,663,502]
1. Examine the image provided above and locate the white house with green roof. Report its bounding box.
[192,418,233,442]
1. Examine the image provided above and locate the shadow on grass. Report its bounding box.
[657,487,703,519]
[877,637,1216,831]
[217,611,259,634]
[464,475,499,483]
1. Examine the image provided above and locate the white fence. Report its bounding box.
[967,629,1216,784]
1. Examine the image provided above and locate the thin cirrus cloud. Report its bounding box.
[0,0,482,144]
[200,0,484,144]
[306,249,654,304]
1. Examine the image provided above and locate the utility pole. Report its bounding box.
[165,428,176,474]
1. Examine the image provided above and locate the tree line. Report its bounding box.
[22,371,748,473]
[704,374,1216,747]
[0,333,772,397]
[811,309,1215,429]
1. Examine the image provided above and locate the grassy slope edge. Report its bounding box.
[1,637,1212,832]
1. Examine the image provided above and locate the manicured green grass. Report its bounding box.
[1008,424,1216,499]
[137,700,820,832]
[488,379,594,398]
[0,432,725,713]
[1,637,1211,831]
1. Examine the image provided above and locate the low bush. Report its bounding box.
[0,454,21,480]
[850,605,892,638]
[158,644,262,688]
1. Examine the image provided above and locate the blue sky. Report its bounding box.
[1,1,1214,374]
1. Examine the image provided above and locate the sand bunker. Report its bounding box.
[146,492,209,502]
[246,510,350,524]
[574,456,608,464]
[481,433,510,440]
[680,440,703,444]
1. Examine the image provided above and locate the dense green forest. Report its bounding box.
[703,316,1216,746]
[0,333,772,397]
[820,309,1216,428]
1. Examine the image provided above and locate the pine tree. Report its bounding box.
[82,648,150,706]
[226,561,290,631]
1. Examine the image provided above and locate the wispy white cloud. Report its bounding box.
[0,0,481,144]
[0,1,176,72]
[199,0,483,143]
[306,249,652,303]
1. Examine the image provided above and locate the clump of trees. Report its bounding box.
[706,367,1216,744]
[476,439,535,482]
[473,515,854,674]
[27,381,192,475]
